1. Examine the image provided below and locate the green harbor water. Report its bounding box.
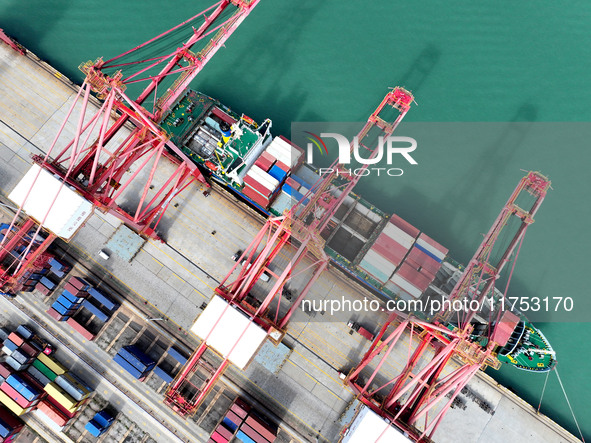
[2,0,590,439]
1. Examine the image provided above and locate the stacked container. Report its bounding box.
[0,405,24,442]
[22,257,71,294]
[243,136,304,210]
[85,410,114,437]
[47,288,85,322]
[211,398,277,443]
[359,214,420,285]
[114,345,155,380]
[2,331,41,371]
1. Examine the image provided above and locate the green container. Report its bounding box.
[33,358,57,381]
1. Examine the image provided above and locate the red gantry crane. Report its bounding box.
[343,171,551,442]
[163,87,415,415]
[0,1,262,295]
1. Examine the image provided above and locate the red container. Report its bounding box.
[389,214,420,238]
[285,177,300,191]
[46,396,77,419]
[67,276,90,291]
[417,232,448,256]
[0,404,24,432]
[241,423,271,443]
[406,247,441,277]
[210,431,229,443]
[63,282,85,298]
[215,424,234,440]
[6,334,23,348]
[254,153,275,172]
[46,308,63,321]
[245,416,276,442]
[274,160,290,173]
[19,343,38,359]
[396,263,432,292]
[66,318,95,340]
[231,398,251,417]
[37,400,69,427]
[244,176,273,197]
[0,364,13,379]
[225,410,244,426]
[371,234,409,266]
[0,383,34,409]
[35,282,51,296]
[242,186,270,209]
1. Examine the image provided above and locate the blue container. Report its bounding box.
[118,346,155,372]
[7,375,39,401]
[52,302,77,316]
[48,258,67,271]
[94,410,114,428]
[82,299,109,322]
[0,417,15,438]
[153,366,173,383]
[167,347,188,365]
[414,243,443,263]
[113,354,146,379]
[39,276,56,290]
[61,290,83,304]
[223,416,239,432]
[15,325,34,340]
[56,294,77,308]
[236,430,256,443]
[2,340,18,353]
[268,164,288,183]
[4,356,26,371]
[290,173,313,189]
[87,288,118,311]
[85,419,103,437]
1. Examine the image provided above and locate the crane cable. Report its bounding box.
[536,370,549,413]
[555,368,585,442]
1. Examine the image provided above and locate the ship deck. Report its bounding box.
[0,42,580,443]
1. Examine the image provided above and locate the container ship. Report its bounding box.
[162,90,556,373]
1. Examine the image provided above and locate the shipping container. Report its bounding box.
[87,287,118,311]
[243,175,274,198]
[242,186,271,209]
[210,431,229,443]
[34,282,51,296]
[118,346,155,372]
[55,374,91,402]
[39,277,55,290]
[48,258,69,272]
[68,276,90,291]
[6,375,40,401]
[37,400,69,427]
[396,262,432,292]
[152,366,173,384]
[214,424,234,440]
[32,360,57,382]
[417,232,448,257]
[56,295,79,309]
[36,354,66,376]
[0,391,27,416]
[51,302,77,317]
[43,383,78,412]
[85,419,103,437]
[65,318,95,341]
[223,410,243,431]
[113,354,146,379]
[406,246,441,277]
[359,250,397,283]
[8,351,30,366]
[0,384,33,409]
[14,326,33,341]
[236,430,257,443]
[46,308,64,322]
[0,406,24,438]
[5,335,22,348]
[81,299,109,322]
[45,396,78,419]
[389,274,423,299]
[381,222,416,250]
[26,366,51,388]
[388,214,420,238]
[61,290,83,305]
[167,347,188,365]
[245,415,277,441]
[267,165,288,183]
[369,233,409,265]
[63,282,83,298]
[3,359,25,373]
[1,341,17,354]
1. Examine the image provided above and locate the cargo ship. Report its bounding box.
[162,90,556,373]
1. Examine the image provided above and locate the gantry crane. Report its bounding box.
[0,1,262,295]
[344,171,551,441]
[163,87,414,415]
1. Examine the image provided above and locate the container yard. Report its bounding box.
[0,4,586,443]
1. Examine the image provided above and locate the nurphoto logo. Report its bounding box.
[304,131,418,177]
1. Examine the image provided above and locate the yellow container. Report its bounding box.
[0,390,27,416]
[37,353,67,375]
[44,382,78,411]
